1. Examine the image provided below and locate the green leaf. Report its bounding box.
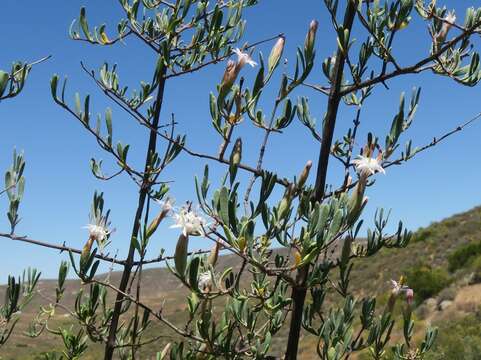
[174,234,189,277]
[50,75,59,101]
[188,257,200,291]
[79,7,92,41]
[105,108,113,146]
[328,209,343,240]
[219,187,230,226]
[75,93,81,117]
[0,71,10,97]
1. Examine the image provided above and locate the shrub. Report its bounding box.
[444,218,459,228]
[448,240,481,272]
[412,227,432,243]
[7,1,481,358]
[425,314,481,360]
[406,264,451,303]
[469,255,481,284]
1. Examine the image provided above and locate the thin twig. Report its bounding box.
[384,111,481,168]
[339,18,481,96]
[165,34,283,79]
[0,231,209,266]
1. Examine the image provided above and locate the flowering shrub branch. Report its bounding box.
[4,1,481,359]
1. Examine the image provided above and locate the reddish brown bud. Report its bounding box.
[81,236,95,264]
[221,60,239,92]
[305,20,319,53]
[207,242,220,266]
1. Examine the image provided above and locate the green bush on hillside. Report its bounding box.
[448,240,481,272]
[468,255,481,284]
[406,264,451,303]
[425,313,481,360]
[411,227,434,243]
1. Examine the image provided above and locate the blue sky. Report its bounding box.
[1,0,480,280]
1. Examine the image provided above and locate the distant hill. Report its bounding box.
[2,206,481,359]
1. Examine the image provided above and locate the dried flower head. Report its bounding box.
[198,272,213,293]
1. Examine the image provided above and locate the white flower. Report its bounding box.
[390,279,414,304]
[352,155,385,177]
[444,11,456,25]
[390,279,402,296]
[198,272,213,293]
[436,11,456,44]
[84,215,112,250]
[156,197,174,214]
[170,207,206,236]
[233,48,257,68]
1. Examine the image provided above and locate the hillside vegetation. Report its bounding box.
[2,206,481,359]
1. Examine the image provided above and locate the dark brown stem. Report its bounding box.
[314,2,357,202]
[342,107,362,190]
[103,66,167,360]
[130,197,151,358]
[284,267,309,360]
[285,2,357,359]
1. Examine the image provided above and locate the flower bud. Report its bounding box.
[80,236,95,265]
[230,138,242,167]
[229,138,242,183]
[268,35,285,73]
[146,208,169,239]
[305,20,319,54]
[278,198,289,220]
[174,233,189,276]
[296,160,312,190]
[346,180,367,225]
[238,236,246,252]
[406,288,414,305]
[207,242,220,266]
[278,184,295,220]
[220,60,239,92]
